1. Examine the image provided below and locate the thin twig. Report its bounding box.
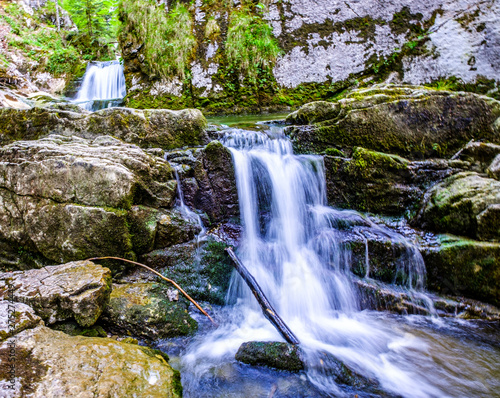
[86,256,217,325]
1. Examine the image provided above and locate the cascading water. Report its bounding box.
[73,60,126,111]
[165,124,499,398]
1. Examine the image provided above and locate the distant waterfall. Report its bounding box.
[73,60,126,111]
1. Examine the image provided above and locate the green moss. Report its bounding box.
[200,240,233,303]
[323,148,345,157]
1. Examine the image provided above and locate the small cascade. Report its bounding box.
[173,168,206,243]
[73,60,126,111]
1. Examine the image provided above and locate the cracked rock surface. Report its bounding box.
[0,261,112,327]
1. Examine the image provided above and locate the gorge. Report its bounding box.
[0,1,499,397]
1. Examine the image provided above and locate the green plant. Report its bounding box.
[225,8,282,83]
[119,0,195,79]
[47,47,80,75]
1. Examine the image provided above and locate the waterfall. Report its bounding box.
[178,126,497,398]
[73,60,126,111]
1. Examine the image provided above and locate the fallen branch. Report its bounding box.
[225,248,300,345]
[86,256,217,326]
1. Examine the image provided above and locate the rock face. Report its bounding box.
[324,147,462,215]
[235,341,304,372]
[102,283,198,339]
[415,172,500,241]
[120,0,500,112]
[167,141,239,224]
[0,135,204,270]
[0,261,112,327]
[421,236,500,306]
[0,106,209,149]
[0,326,182,397]
[285,86,500,158]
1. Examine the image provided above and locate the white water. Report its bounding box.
[177,127,499,398]
[73,60,126,111]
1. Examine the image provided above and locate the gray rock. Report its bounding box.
[0,301,43,341]
[0,135,183,268]
[0,261,112,327]
[0,326,182,397]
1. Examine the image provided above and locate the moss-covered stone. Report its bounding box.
[421,236,500,306]
[286,85,500,159]
[102,283,197,340]
[235,341,304,372]
[324,147,457,215]
[0,106,209,150]
[139,238,233,305]
[415,172,500,241]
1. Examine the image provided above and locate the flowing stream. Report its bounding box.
[159,123,500,398]
[73,60,126,111]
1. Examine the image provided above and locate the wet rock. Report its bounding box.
[0,326,182,397]
[421,236,500,306]
[136,238,234,305]
[415,172,500,241]
[235,341,304,372]
[101,283,197,340]
[0,301,43,341]
[0,261,112,327]
[0,106,209,150]
[0,135,180,268]
[155,209,202,249]
[285,85,500,159]
[324,147,461,215]
[192,141,239,224]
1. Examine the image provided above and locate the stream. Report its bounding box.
[156,117,500,398]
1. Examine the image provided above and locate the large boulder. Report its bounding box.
[102,283,198,339]
[285,85,500,159]
[415,172,500,241]
[324,147,464,215]
[0,326,182,397]
[0,135,201,269]
[0,106,209,150]
[0,261,112,327]
[421,236,500,306]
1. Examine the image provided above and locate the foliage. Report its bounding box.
[119,0,195,79]
[225,7,282,83]
[62,0,120,40]
[47,47,80,75]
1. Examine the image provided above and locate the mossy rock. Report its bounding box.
[286,85,500,159]
[102,282,198,339]
[415,172,500,241]
[324,147,456,215]
[140,238,233,305]
[421,236,500,306]
[235,341,304,372]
